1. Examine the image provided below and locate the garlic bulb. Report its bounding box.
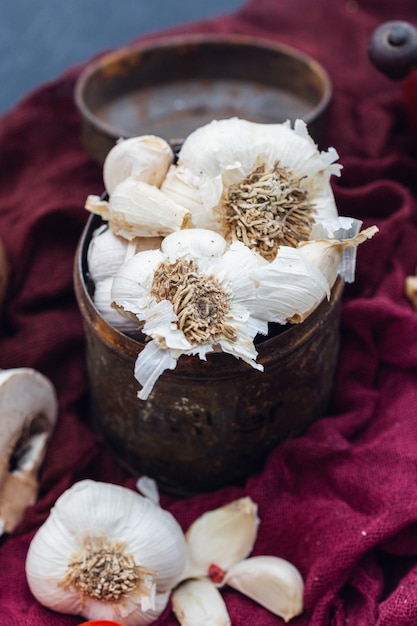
[111,229,270,400]
[224,556,304,623]
[103,135,174,195]
[25,480,187,625]
[161,117,342,260]
[172,578,231,626]
[182,497,259,581]
[85,178,191,240]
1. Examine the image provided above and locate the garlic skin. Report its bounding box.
[25,480,187,625]
[297,225,379,288]
[224,556,304,623]
[85,178,191,240]
[172,578,231,626]
[103,135,174,195]
[182,497,259,581]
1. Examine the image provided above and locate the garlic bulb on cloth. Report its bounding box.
[25,480,187,625]
[161,117,342,260]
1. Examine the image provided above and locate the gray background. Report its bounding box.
[0,0,244,115]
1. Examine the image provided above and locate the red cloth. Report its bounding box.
[1,0,417,624]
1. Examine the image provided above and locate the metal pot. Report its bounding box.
[74,215,343,495]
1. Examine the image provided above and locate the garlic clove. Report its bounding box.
[0,368,57,535]
[250,245,331,325]
[224,555,304,623]
[87,225,129,284]
[172,578,231,626]
[297,225,379,288]
[87,177,191,240]
[182,497,259,581]
[161,228,227,260]
[103,135,174,195]
[93,277,142,334]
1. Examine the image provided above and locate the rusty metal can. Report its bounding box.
[74,215,343,496]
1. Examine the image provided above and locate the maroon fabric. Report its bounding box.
[1,0,417,624]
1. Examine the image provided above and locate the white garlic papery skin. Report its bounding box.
[25,480,187,626]
[297,225,379,288]
[172,578,231,626]
[224,555,304,623]
[181,497,259,582]
[103,135,174,195]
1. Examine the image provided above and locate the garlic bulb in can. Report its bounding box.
[25,480,187,625]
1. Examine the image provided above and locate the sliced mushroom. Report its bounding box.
[0,237,7,314]
[0,368,58,535]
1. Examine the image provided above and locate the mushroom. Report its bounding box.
[0,368,58,535]
[0,237,8,315]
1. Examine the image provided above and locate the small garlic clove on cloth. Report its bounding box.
[86,177,191,240]
[103,135,174,195]
[0,368,57,535]
[224,555,304,623]
[25,479,187,625]
[172,578,231,626]
[182,497,259,581]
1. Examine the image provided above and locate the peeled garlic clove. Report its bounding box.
[224,556,304,623]
[297,225,378,287]
[172,578,231,626]
[88,177,191,240]
[103,135,174,195]
[0,368,57,535]
[182,497,259,581]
